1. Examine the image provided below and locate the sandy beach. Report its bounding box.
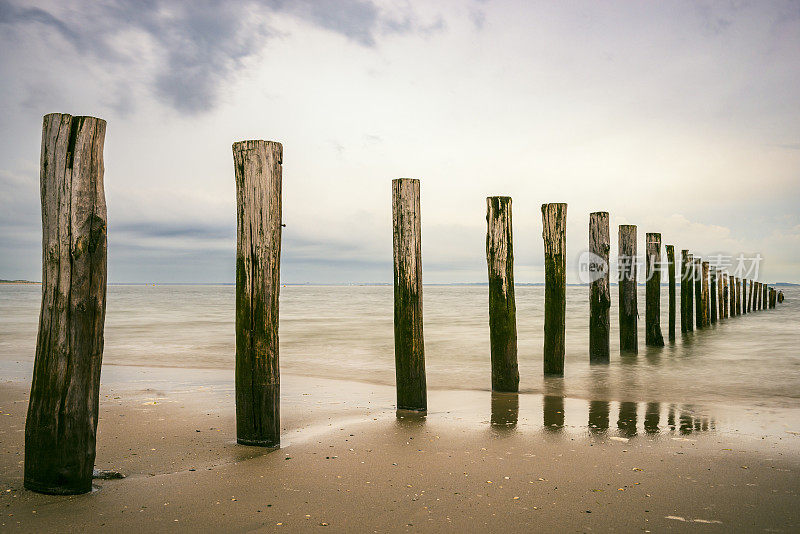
[1,364,798,532]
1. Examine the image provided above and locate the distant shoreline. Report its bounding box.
[0,280,39,285]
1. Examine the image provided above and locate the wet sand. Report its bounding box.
[1,367,799,532]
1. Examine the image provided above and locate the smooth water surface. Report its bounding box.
[1,284,798,410]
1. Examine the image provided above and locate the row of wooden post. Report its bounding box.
[392,186,781,410]
[24,121,783,495]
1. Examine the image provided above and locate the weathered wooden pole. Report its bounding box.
[680,250,692,332]
[486,197,519,392]
[618,225,638,353]
[645,233,664,346]
[742,279,747,315]
[233,140,282,447]
[738,277,743,315]
[778,290,784,304]
[666,244,676,341]
[25,114,108,495]
[740,279,745,315]
[701,261,710,327]
[392,178,426,410]
[694,258,703,328]
[723,273,729,318]
[688,254,695,330]
[763,284,769,309]
[710,266,717,324]
[753,282,761,311]
[589,212,611,362]
[748,279,754,312]
[717,269,724,319]
[758,282,763,310]
[730,275,736,316]
[542,203,567,374]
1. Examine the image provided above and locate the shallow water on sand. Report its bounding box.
[1,284,798,411]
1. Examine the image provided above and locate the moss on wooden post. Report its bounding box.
[541,203,567,375]
[25,114,108,495]
[233,140,282,447]
[645,233,664,346]
[392,178,426,410]
[589,212,610,362]
[486,197,518,392]
[618,225,638,353]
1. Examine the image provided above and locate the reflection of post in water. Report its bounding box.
[490,391,519,429]
[644,402,660,434]
[667,405,676,430]
[543,395,565,431]
[588,400,609,432]
[395,409,427,431]
[617,401,638,436]
[679,411,693,434]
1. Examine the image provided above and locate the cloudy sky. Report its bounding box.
[1,0,799,283]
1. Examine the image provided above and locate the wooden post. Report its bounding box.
[233,140,282,447]
[747,279,754,312]
[758,282,763,310]
[486,197,519,392]
[741,279,746,314]
[680,250,691,332]
[645,233,664,346]
[694,258,703,328]
[717,269,724,319]
[542,203,567,375]
[753,282,761,311]
[738,277,743,315]
[755,282,761,311]
[742,279,747,315]
[589,212,610,362]
[701,261,710,327]
[763,283,768,310]
[687,254,695,330]
[723,273,729,318]
[666,245,676,341]
[392,178,426,410]
[25,114,108,495]
[710,266,717,324]
[618,225,638,353]
[730,275,736,316]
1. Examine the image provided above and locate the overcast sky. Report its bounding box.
[1,0,799,283]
